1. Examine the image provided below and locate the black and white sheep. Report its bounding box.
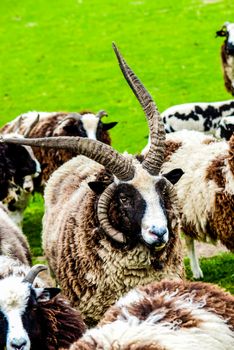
[216,22,234,96]
[0,201,86,349]
[0,139,40,209]
[141,100,234,155]
[66,279,234,350]
[1,44,185,325]
[1,110,117,189]
[155,130,234,279]
[0,260,86,350]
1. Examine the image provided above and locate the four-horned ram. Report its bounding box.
[216,22,234,96]
[0,110,117,189]
[1,44,185,325]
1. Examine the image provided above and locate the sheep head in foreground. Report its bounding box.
[0,263,86,350]
[216,22,234,95]
[0,44,184,324]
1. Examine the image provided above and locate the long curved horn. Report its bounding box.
[22,264,48,284]
[0,136,135,182]
[112,43,165,175]
[96,110,108,119]
[58,112,82,125]
[24,114,40,138]
[97,183,126,243]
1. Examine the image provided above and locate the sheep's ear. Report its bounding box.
[102,122,118,131]
[216,29,227,37]
[35,287,61,302]
[163,168,184,185]
[88,181,107,194]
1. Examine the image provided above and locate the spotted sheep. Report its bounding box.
[156,129,234,279]
[1,44,185,325]
[216,22,234,96]
[65,279,234,350]
[141,100,234,156]
[0,110,117,190]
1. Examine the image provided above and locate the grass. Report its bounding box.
[0,0,233,292]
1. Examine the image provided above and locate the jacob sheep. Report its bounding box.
[0,260,86,350]
[1,44,185,325]
[216,22,234,95]
[141,100,234,155]
[0,204,86,349]
[153,129,234,279]
[66,279,234,350]
[1,110,117,189]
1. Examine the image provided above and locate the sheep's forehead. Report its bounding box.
[81,113,99,129]
[115,162,162,193]
[0,277,30,313]
[227,23,234,42]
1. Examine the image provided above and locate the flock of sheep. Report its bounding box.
[0,23,233,350]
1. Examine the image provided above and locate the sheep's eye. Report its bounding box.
[119,194,130,205]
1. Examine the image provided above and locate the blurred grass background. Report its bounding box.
[0,0,233,292]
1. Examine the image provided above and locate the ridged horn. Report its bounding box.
[24,114,40,138]
[0,136,135,182]
[96,110,108,119]
[97,183,126,243]
[112,43,165,175]
[22,264,48,284]
[58,112,82,124]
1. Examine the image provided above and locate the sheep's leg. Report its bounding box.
[185,236,203,279]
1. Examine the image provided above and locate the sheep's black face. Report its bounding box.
[108,183,146,247]
[7,144,37,187]
[61,120,88,138]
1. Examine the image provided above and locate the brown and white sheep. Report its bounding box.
[156,130,234,279]
[66,279,234,350]
[1,44,185,325]
[1,110,117,189]
[216,22,234,95]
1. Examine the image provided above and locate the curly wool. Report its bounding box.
[67,280,234,350]
[0,203,31,265]
[162,132,234,249]
[43,156,184,325]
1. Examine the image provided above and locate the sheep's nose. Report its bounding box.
[10,337,27,350]
[149,226,168,238]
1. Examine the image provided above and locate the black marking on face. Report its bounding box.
[0,310,8,348]
[62,120,88,137]
[108,184,146,247]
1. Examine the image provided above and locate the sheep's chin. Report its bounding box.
[154,243,166,251]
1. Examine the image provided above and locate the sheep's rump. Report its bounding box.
[43,156,184,324]
[69,280,234,350]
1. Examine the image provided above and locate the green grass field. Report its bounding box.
[0,0,233,292]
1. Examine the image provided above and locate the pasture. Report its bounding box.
[0,0,233,292]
